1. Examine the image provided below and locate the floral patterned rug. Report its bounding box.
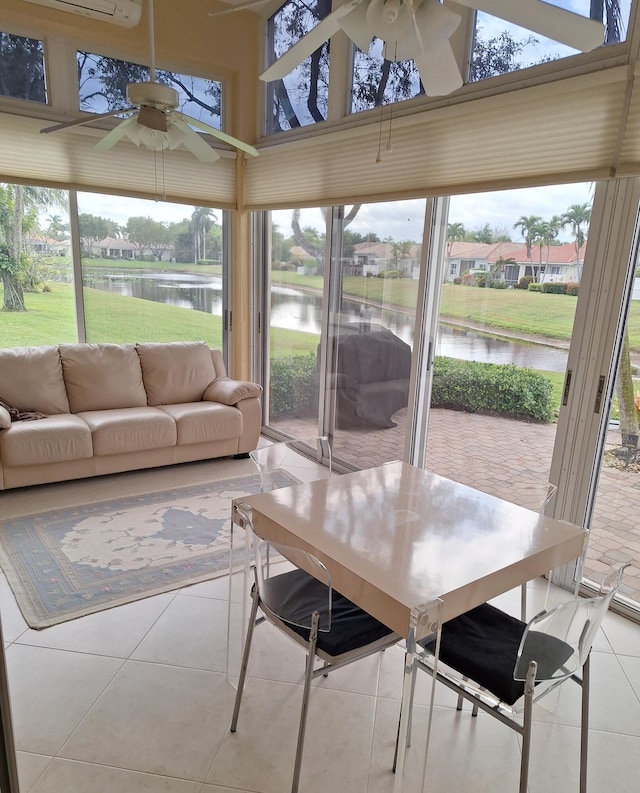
[0,472,296,629]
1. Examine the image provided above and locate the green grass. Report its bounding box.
[82,257,223,276]
[0,284,223,347]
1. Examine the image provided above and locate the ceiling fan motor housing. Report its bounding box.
[126,82,179,111]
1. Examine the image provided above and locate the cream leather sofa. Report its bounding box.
[0,341,262,490]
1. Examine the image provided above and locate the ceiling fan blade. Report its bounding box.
[339,1,375,54]
[414,40,464,97]
[40,108,130,134]
[260,0,364,82]
[174,112,259,157]
[415,0,461,50]
[93,115,139,152]
[169,119,221,162]
[208,0,272,16]
[452,0,604,52]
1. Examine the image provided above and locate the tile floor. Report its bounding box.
[1,454,639,793]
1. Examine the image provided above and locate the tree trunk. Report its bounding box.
[616,330,639,444]
[2,185,26,311]
[2,270,25,312]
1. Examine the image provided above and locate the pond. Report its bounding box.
[84,271,568,372]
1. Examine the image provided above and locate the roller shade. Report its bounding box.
[245,65,634,209]
[0,114,237,209]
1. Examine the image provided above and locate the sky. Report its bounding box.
[75,180,593,245]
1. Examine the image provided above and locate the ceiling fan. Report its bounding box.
[41,0,258,162]
[216,0,605,98]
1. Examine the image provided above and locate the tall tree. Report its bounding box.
[78,213,110,257]
[513,215,542,281]
[562,203,591,283]
[190,207,216,263]
[590,1,624,45]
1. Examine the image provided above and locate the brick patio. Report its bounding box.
[273,409,640,604]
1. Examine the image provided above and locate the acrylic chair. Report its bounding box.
[230,502,399,793]
[249,435,333,493]
[406,562,628,793]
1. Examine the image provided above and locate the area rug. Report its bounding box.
[0,471,297,630]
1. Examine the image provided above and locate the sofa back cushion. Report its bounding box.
[137,342,216,406]
[60,343,147,413]
[0,345,70,414]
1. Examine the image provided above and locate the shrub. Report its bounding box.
[528,282,543,292]
[461,272,476,286]
[518,276,533,289]
[431,357,553,422]
[542,282,567,294]
[475,275,487,288]
[453,277,462,285]
[566,282,579,296]
[489,280,508,289]
[269,352,318,419]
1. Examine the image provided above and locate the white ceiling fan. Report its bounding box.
[218,0,605,98]
[41,0,258,162]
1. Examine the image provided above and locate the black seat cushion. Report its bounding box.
[260,568,394,657]
[419,602,573,705]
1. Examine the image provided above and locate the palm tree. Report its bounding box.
[561,203,591,283]
[513,215,542,281]
[0,184,67,311]
[189,207,215,263]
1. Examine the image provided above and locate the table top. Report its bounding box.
[235,461,587,638]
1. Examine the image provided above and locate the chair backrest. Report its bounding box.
[514,563,629,690]
[234,501,333,633]
[249,443,294,492]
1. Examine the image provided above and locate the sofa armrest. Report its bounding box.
[203,377,262,406]
[0,406,11,429]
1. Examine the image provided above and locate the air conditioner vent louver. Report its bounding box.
[22,0,142,27]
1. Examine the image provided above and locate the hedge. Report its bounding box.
[269,352,554,423]
[542,282,567,294]
[431,357,553,422]
[269,352,317,419]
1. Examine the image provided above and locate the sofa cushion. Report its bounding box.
[0,415,92,466]
[203,378,262,405]
[0,345,69,414]
[158,402,242,445]
[0,406,10,429]
[60,343,147,413]
[77,407,177,456]
[137,342,216,406]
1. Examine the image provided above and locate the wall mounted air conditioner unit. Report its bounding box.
[22,0,142,27]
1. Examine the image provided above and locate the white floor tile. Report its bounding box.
[6,644,123,756]
[15,751,52,793]
[27,757,202,793]
[60,660,235,782]
[130,594,231,672]
[15,593,175,658]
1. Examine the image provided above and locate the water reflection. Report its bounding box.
[83,268,223,316]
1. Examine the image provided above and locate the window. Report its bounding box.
[0,32,46,102]
[76,52,222,129]
[78,194,225,346]
[265,0,330,133]
[0,182,73,346]
[470,1,632,84]
[351,41,422,113]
